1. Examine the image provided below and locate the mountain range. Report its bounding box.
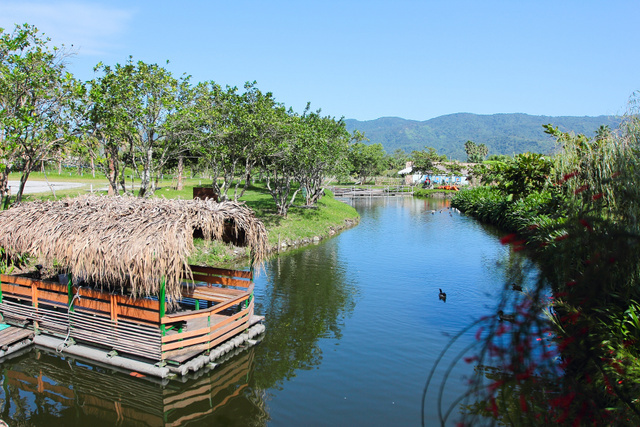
[344,113,621,161]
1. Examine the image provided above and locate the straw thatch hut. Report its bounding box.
[0,195,268,302]
[0,195,268,376]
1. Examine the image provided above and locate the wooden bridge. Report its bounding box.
[329,185,414,198]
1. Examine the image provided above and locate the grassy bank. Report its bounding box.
[8,173,360,268]
[412,188,458,198]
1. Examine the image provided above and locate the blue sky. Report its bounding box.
[1,1,638,121]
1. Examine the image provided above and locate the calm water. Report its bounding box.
[0,197,524,426]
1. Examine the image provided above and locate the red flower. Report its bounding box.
[592,192,604,201]
[574,184,589,194]
[487,397,499,417]
[559,171,580,184]
[496,323,510,336]
[488,380,504,393]
[500,233,518,244]
[579,218,593,231]
[475,327,484,341]
[557,336,576,352]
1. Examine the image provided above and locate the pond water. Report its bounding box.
[0,197,526,426]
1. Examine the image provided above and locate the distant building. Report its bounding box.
[397,161,473,186]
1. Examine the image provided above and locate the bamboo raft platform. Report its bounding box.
[0,195,270,379]
[0,265,265,378]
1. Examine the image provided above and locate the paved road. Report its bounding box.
[7,180,86,194]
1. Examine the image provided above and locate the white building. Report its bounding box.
[397,161,472,186]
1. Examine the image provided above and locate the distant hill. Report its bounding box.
[345,113,621,161]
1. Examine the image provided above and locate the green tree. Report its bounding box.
[85,61,138,195]
[187,81,282,201]
[0,24,83,202]
[229,82,282,201]
[127,60,185,197]
[347,142,386,184]
[487,152,552,199]
[386,149,409,171]
[464,140,489,163]
[410,146,446,174]
[594,124,612,143]
[295,106,351,206]
[260,108,302,216]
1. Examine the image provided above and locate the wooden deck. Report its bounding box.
[0,325,33,350]
[0,265,261,369]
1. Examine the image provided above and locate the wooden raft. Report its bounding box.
[0,265,259,366]
[162,266,254,362]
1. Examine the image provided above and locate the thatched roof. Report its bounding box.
[0,195,268,301]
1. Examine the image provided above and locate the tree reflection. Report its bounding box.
[252,240,357,389]
[0,346,266,426]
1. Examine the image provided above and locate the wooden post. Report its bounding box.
[110,295,118,322]
[159,277,166,336]
[248,259,255,311]
[67,274,74,312]
[32,284,38,308]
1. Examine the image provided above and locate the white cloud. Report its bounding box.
[0,1,134,56]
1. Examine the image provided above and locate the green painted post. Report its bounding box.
[160,277,166,336]
[195,299,200,311]
[248,260,255,310]
[67,274,74,312]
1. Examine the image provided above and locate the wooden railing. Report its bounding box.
[0,274,161,325]
[0,265,257,363]
[160,265,254,361]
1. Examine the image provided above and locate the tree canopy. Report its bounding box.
[0,24,83,202]
[0,23,361,216]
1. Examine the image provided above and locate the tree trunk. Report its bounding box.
[15,159,34,203]
[138,147,153,197]
[176,155,184,190]
[0,163,11,200]
[107,155,117,196]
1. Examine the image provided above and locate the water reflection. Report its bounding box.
[252,240,358,389]
[0,346,265,426]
